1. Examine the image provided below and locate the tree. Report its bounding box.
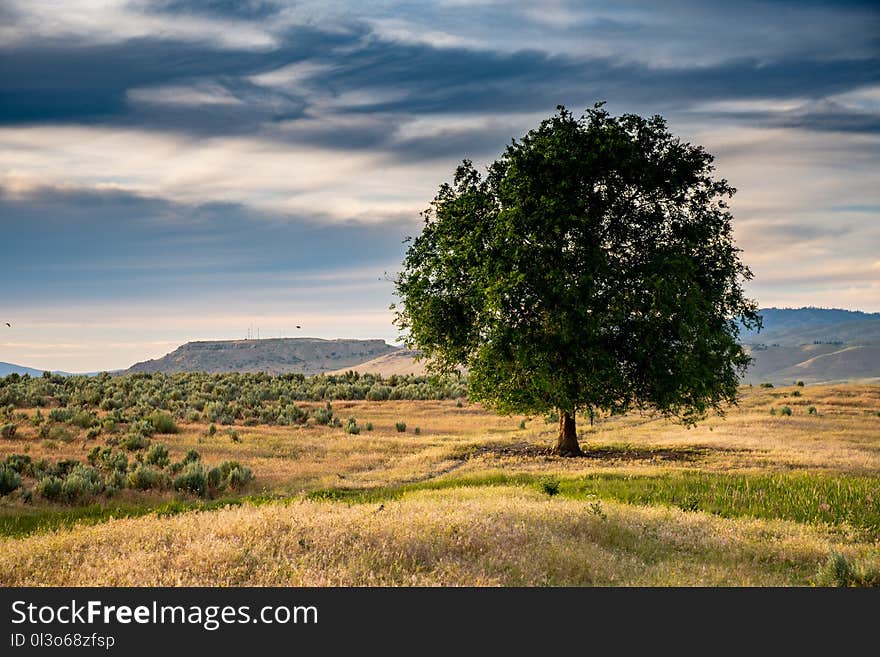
[393,104,760,456]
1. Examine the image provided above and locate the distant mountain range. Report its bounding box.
[2,308,879,384]
[739,307,880,384]
[0,362,60,378]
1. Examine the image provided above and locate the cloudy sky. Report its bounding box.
[2,0,879,372]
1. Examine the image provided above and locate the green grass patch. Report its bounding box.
[0,494,283,538]
[557,471,880,536]
[309,470,880,537]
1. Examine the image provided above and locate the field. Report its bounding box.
[1,378,879,586]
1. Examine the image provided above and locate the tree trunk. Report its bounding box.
[552,411,582,457]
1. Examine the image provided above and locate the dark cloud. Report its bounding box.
[0,186,413,304]
[0,27,352,124]
[144,0,283,20]
[1,7,877,152]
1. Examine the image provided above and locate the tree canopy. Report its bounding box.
[393,104,760,455]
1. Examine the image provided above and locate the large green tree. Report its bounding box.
[393,104,760,456]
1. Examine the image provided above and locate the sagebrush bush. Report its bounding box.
[48,408,74,423]
[147,411,178,434]
[0,423,16,439]
[5,454,33,476]
[128,464,166,491]
[343,417,360,435]
[779,406,793,416]
[70,410,98,429]
[86,427,101,440]
[206,466,223,491]
[47,425,75,443]
[34,475,63,501]
[365,422,373,431]
[61,465,105,501]
[145,443,170,468]
[0,463,22,495]
[808,406,817,415]
[122,431,150,451]
[173,463,207,497]
[814,552,880,587]
[395,422,407,433]
[220,461,254,489]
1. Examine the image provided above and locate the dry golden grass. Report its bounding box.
[2,486,875,586]
[1,383,879,586]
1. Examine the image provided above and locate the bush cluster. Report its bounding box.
[0,371,467,429]
[2,444,256,503]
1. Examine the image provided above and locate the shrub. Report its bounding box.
[808,406,817,415]
[791,390,801,397]
[147,411,178,434]
[365,422,373,431]
[544,411,559,424]
[219,461,254,489]
[760,382,774,388]
[206,466,224,491]
[70,410,98,429]
[131,419,155,437]
[86,427,101,440]
[0,464,22,495]
[519,420,526,429]
[395,422,407,433]
[814,552,880,587]
[0,423,16,439]
[48,408,74,423]
[61,465,105,501]
[128,464,166,491]
[365,385,391,401]
[414,427,421,435]
[312,403,335,426]
[34,475,63,501]
[343,417,360,435]
[47,425,75,443]
[32,409,44,426]
[173,463,207,497]
[122,431,150,451]
[208,423,217,436]
[796,380,805,387]
[779,406,792,416]
[5,454,33,476]
[540,477,560,496]
[183,449,201,464]
[226,428,240,443]
[145,443,170,468]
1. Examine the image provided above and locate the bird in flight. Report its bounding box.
[4,322,10,327]
[296,325,301,329]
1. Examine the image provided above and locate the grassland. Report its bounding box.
[1,383,879,586]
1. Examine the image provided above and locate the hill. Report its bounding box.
[0,362,50,377]
[741,308,880,384]
[0,362,76,377]
[329,350,428,376]
[126,338,398,375]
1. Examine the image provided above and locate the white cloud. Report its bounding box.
[127,84,244,107]
[0,0,279,49]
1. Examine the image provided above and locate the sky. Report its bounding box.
[2,0,879,372]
